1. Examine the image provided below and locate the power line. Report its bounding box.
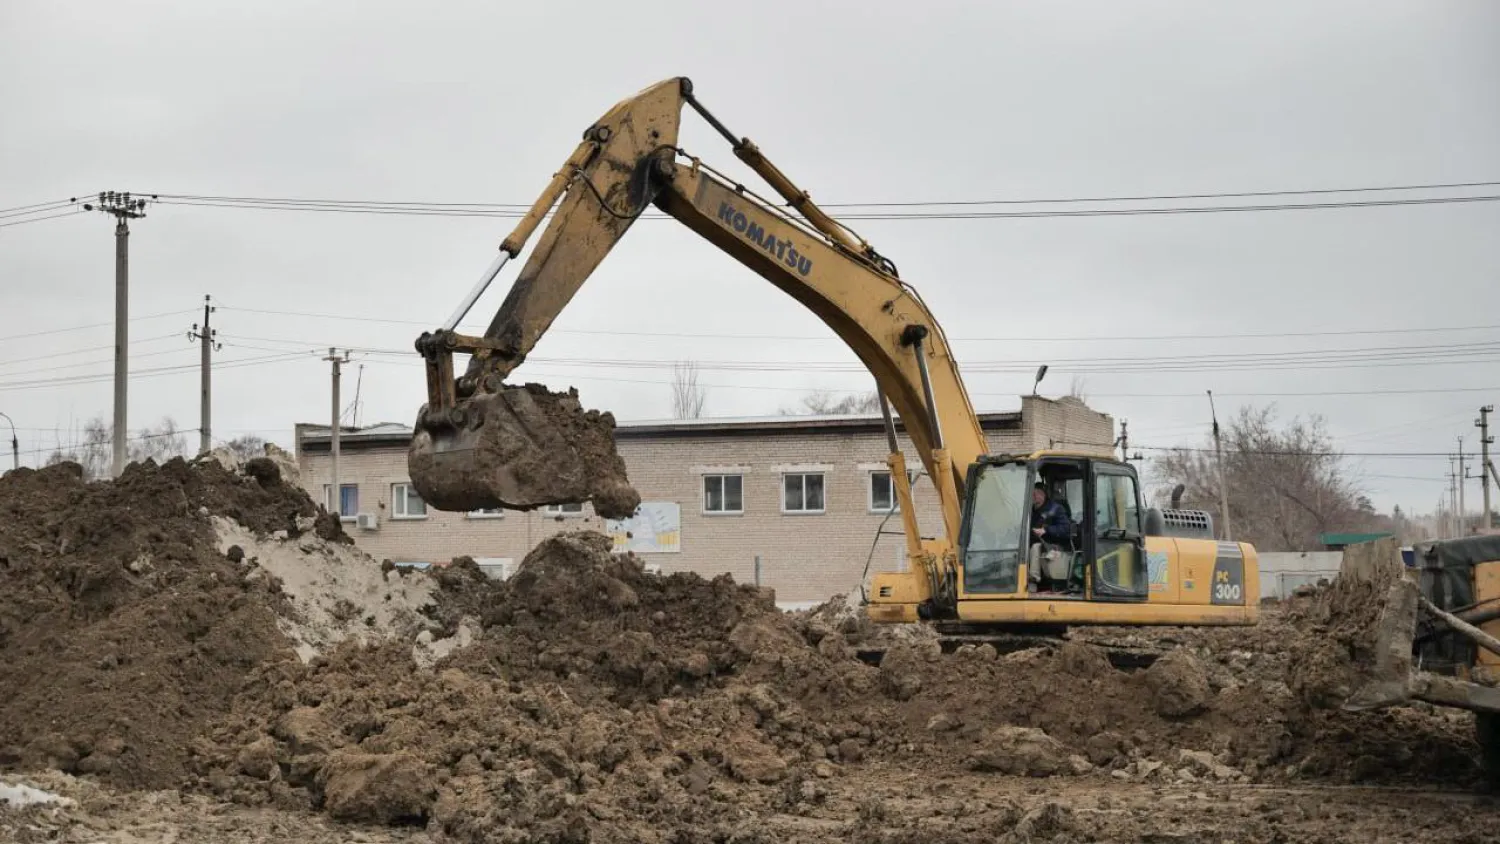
[0,352,309,394]
[0,332,181,369]
[151,192,1500,221]
[0,199,78,220]
[2,345,193,378]
[218,331,1500,375]
[16,426,203,459]
[0,308,195,344]
[147,178,1500,212]
[1138,445,1455,458]
[1087,387,1500,398]
[344,357,1500,405]
[0,209,88,229]
[211,304,1500,345]
[814,180,1500,208]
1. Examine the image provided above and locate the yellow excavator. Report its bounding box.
[406,76,1258,636]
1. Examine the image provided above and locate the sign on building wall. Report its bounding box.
[605,502,681,554]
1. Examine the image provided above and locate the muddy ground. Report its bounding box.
[6,767,1498,844]
[3,455,1499,843]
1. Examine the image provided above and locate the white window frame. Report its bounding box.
[543,502,586,517]
[781,471,826,515]
[467,507,505,520]
[322,482,360,521]
[702,473,744,515]
[390,482,428,520]
[868,470,900,515]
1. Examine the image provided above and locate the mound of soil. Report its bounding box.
[0,456,332,789]
[195,533,837,840]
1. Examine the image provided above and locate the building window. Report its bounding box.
[782,472,825,514]
[703,474,743,514]
[467,507,504,520]
[391,483,428,519]
[869,471,899,514]
[543,502,585,516]
[323,483,359,519]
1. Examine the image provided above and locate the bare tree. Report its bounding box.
[1067,376,1089,401]
[671,361,708,419]
[782,389,882,415]
[1152,404,1392,551]
[224,434,268,461]
[45,414,189,480]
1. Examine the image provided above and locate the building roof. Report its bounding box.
[295,410,1023,451]
[1319,532,1394,547]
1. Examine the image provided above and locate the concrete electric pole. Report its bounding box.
[188,296,219,455]
[1459,437,1468,535]
[324,348,351,516]
[1449,456,1460,537]
[83,192,149,477]
[1480,405,1494,530]
[1208,390,1233,541]
[0,411,16,472]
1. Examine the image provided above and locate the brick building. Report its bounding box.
[294,395,1114,606]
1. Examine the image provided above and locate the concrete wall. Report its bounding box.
[296,398,1115,604]
[1257,551,1343,600]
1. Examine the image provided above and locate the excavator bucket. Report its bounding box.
[1291,536,1500,717]
[407,383,641,520]
[1290,537,1420,711]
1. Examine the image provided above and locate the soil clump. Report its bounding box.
[407,383,640,519]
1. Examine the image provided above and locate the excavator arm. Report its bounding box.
[409,77,989,603]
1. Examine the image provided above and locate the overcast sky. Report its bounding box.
[2,1,1497,515]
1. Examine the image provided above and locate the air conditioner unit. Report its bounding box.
[355,512,379,531]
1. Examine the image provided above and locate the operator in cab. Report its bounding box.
[1030,482,1072,546]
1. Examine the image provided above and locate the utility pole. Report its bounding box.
[1208,390,1233,541]
[1449,456,1460,537]
[1480,405,1494,530]
[187,295,219,455]
[324,348,351,517]
[83,192,149,477]
[1458,437,1468,535]
[0,412,16,471]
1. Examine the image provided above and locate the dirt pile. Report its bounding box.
[1285,538,1416,711]
[195,532,855,840]
[1074,603,1482,787]
[408,383,640,519]
[2,452,1487,844]
[186,530,1486,842]
[213,516,437,662]
[0,456,330,789]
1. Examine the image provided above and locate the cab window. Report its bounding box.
[961,462,1028,593]
[1094,472,1142,535]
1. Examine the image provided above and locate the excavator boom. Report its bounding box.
[409,77,985,569]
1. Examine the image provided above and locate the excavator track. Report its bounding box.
[852,622,1167,670]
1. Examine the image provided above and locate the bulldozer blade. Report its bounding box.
[407,383,641,520]
[1289,537,1420,712]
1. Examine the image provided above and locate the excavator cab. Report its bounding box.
[957,453,1148,603]
[869,448,1252,630]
